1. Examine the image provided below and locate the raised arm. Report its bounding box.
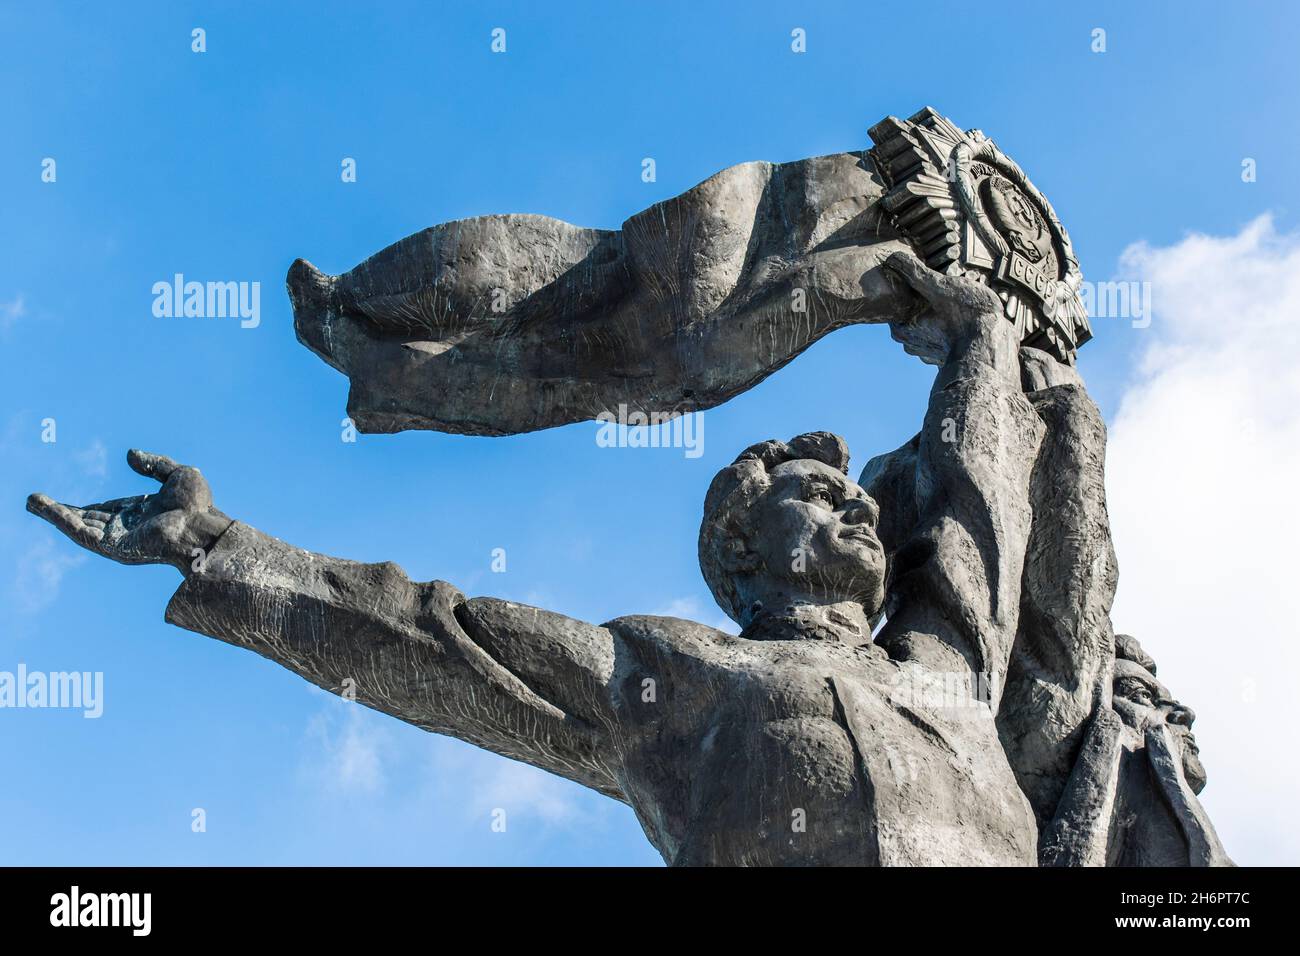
[26,451,624,801]
[871,254,1046,708]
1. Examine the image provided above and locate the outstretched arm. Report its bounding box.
[27,452,624,800]
[873,254,1046,708]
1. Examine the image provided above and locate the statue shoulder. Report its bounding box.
[603,614,737,664]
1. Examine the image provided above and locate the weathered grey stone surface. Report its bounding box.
[287,107,1091,437]
[858,348,1121,849]
[1000,349,1118,831]
[26,107,1231,866]
[288,154,919,436]
[868,109,1092,362]
[1041,636,1232,866]
[28,255,1048,866]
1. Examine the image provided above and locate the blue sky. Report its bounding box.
[2,2,1298,865]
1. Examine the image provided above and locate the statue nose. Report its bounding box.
[1165,702,1196,727]
[843,498,878,526]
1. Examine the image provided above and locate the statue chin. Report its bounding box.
[1183,749,1208,795]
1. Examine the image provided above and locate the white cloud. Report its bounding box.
[300,696,598,828]
[303,702,390,795]
[424,736,602,831]
[469,760,585,826]
[0,295,24,331]
[653,596,706,618]
[73,439,108,480]
[12,538,85,615]
[1105,214,1300,865]
[652,595,740,634]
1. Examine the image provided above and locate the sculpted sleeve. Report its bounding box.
[875,323,1046,709]
[999,351,1120,825]
[164,521,623,799]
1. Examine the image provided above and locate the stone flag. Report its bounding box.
[287,107,1091,436]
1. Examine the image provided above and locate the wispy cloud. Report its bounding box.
[73,440,109,480]
[424,735,606,833]
[0,295,24,332]
[468,760,585,826]
[652,595,739,634]
[302,701,391,795]
[12,537,86,615]
[1106,214,1300,866]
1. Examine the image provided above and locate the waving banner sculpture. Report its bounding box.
[287,107,1090,436]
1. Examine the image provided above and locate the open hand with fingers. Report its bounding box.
[26,449,233,574]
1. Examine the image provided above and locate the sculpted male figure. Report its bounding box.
[1041,634,1232,867]
[277,107,1115,853]
[28,254,1047,866]
[860,347,1121,840]
[27,107,1232,865]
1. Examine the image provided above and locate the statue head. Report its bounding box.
[1111,633,1207,794]
[699,432,886,630]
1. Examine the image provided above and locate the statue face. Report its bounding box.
[745,459,886,613]
[1112,659,1207,794]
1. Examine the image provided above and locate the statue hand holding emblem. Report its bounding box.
[869,107,1092,364]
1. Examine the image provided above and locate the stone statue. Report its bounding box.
[1041,634,1232,866]
[286,108,1090,436]
[25,107,1230,865]
[859,346,1120,842]
[29,256,1044,865]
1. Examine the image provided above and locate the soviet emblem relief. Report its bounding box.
[869,106,1093,362]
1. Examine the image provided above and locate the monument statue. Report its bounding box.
[25,108,1230,866]
[1041,634,1232,866]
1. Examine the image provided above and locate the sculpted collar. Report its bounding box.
[739,603,873,646]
